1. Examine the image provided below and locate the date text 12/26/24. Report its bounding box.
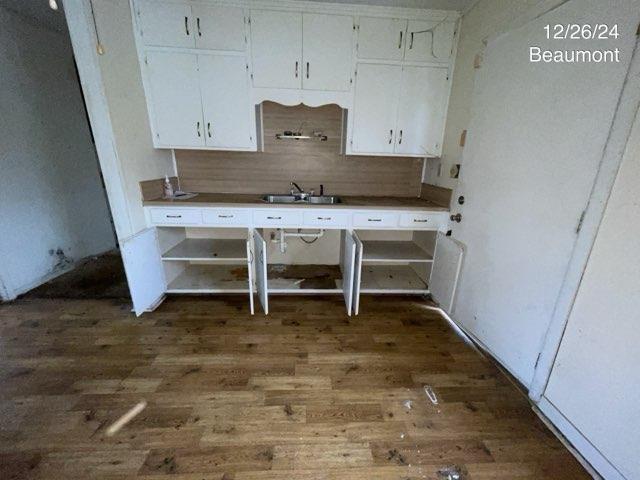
[530,24,621,63]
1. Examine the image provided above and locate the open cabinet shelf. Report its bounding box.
[166,264,251,293]
[359,265,429,294]
[360,240,433,263]
[267,264,343,294]
[162,238,247,261]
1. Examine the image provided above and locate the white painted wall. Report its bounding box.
[0,6,115,300]
[543,111,640,480]
[424,0,542,189]
[89,0,175,240]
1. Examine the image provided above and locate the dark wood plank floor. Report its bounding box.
[0,295,589,479]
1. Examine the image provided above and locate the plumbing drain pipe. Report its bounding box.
[273,229,325,253]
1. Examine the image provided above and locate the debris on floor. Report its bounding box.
[437,465,468,480]
[106,400,147,436]
[424,385,439,405]
[403,399,413,410]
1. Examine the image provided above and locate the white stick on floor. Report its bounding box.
[106,400,147,436]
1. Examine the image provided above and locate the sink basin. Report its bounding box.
[261,194,342,204]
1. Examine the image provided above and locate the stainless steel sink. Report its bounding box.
[261,194,342,204]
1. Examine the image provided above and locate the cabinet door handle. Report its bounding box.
[413,218,429,223]
[267,216,282,220]
[197,17,201,36]
[398,129,403,144]
[295,61,298,78]
[368,218,382,222]
[218,214,234,218]
[184,16,190,36]
[317,216,332,221]
[196,121,201,137]
[207,122,212,138]
[398,30,403,48]
[166,214,182,219]
[306,62,310,79]
[388,130,393,144]
[409,32,414,49]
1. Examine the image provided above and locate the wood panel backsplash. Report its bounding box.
[175,102,423,197]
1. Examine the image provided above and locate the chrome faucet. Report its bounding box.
[290,181,313,200]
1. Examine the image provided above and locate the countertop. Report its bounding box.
[143,193,449,212]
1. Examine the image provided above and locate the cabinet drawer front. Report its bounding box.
[253,210,303,226]
[353,212,399,228]
[202,209,249,226]
[149,208,202,225]
[303,211,349,228]
[399,213,441,229]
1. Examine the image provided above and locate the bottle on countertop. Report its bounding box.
[163,175,174,199]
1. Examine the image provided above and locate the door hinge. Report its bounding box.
[576,210,586,234]
[534,352,541,368]
[144,55,148,65]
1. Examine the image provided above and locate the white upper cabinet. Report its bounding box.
[395,66,449,156]
[199,55,254,149]
[192,4,246,51]
[404,19,455,62]
[138,0,194,48]
[357,17,407,61]
[351,63,401,154]
[302,13,354,91]
[250,10,302,89]
[145,51,204,147]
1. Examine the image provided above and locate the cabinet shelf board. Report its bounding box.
[361,240,433,263]
[167,264,250,293]
[163,238,247,261]
[359,265,428,294]
[267,264,343,293]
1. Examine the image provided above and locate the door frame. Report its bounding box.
[529,35,640,401]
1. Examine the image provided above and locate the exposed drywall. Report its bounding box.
[544,110,640,480]
[0,6,116,300]
[425,0,542,188]
[89,0,174,239]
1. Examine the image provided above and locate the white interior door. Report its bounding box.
[193,4,246,51]
[357,16,406,61]
[199,55,254,149]
[341,231,356,315]
[302,13,353,91]
[404,20,455,63]
[395,66,448,156]
[429,233,464,314]
[246,239,255,315]
[543,112,640,480]
[120,228,166,316]
[253,229,269,314]
[137,0,194,48]
[352,231,363,315]
[450,0,638,386]
[250,10,301,89]
[351,63,401,154]
[145,51,204,147]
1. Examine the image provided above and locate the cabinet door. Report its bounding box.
[352,232,363,316]
[199,55,254,150]
[357,17,406,61]
[137,0,194,48]
[429,232,464,314]
[351,63,401,154]
[253,229,269,314]
[395,66,448,156]
[145,51,204,147]
[193,4,246,51]
[302,13,353,91]
[250,10,302,89]
[341,231,357,316]
[405,20,455,62]
[246,239,255,315]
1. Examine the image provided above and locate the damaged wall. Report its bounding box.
[0,6,116,300]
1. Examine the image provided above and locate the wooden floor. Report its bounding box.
[0,295,589,479]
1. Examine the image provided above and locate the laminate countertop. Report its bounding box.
[143,193,449,212]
